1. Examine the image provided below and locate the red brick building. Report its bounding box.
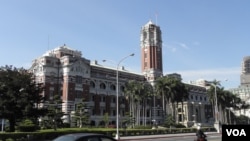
[29,21,212,127]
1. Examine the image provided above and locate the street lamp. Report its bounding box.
[191,102,196,123]
[198,102,202,123]
[208,79,228,133]
[210,83,220,133]
[152,89,156,129]
[226,107,233,124]
[104,53,134,140]
[0,104,5,132]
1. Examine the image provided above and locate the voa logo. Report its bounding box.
[226,129,246,136]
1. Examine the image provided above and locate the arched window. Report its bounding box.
[90,81,95,88]
[110,84,116,91]
[100,83,106,89]
[120,85,125,92]
[190,95,193,100]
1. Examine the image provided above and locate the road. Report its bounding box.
[120,132,221,141]
[122,135,221,141]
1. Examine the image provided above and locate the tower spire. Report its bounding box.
[155,13,158,25]
[140,21,163,83]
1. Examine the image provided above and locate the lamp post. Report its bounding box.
[191,102,196,124]
[1,118,4,132]
[198,102,201,123]
[1,104,5,132]
[210,83,220,133]
[104,53,134,140]
[116,53,134,140]
[226,107,233,124]
[153,88,156,129]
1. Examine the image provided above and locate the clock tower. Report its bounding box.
[140,20,163,84]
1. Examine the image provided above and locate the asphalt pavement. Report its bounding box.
[120,132,221,140]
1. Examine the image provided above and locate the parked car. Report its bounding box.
[52,133,117,141]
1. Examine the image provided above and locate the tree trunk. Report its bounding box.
[137,102,140,125]
[181,102,184,123]
[8,117,15,132]
[162,92,165,115]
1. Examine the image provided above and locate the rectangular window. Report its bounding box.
[76,76,82,84]
[157,110,160,116]
[146,110,150,117]
[49,91,54,100]
[76,90,82,98]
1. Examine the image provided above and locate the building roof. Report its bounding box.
[90,60,143,76]
[42,44,82,58]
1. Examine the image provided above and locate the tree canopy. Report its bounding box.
[0,65,46,132]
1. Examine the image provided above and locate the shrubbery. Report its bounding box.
[163,114,186,128]
[133,125,152,129]
[174,123,186,128]
[17,119,38,132]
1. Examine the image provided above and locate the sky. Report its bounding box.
[0,0,249,90]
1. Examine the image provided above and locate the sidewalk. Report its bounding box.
[120,132,220,140]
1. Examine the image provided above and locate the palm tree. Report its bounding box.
[164,76,189,123]
[173,80,189,123]
[206,80,246,124]
[240,101,250,116]
[131,81,142,126]
[219,90,236,124]
[154,75,189,124]
[216,86,227,123]
[207,80,221,109]
[124,80,153,126]
[139,81,153,126]
[155,76,171,120]
[206,80,223,123]
[124,80,137,127]
[215,87,248,124]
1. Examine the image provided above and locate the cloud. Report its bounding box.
[177,42,189,49]
[165,42,190,53]
[193,41,200,46]
[170,68,239,78]
[165,67,241,89]
[127,63,240,89]
[171,47,177,52]
[163,43,176,53]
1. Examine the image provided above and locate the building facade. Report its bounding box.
[229,86,250,118]
[228,56,250,118]
[240,56,250,87]
[29,45,148,126]
[29,21,213,127]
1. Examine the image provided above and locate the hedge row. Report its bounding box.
[0,127,216,141]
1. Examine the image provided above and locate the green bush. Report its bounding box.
[134,125,152,129]
[174,123,186,128]
[17,119,38,132]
